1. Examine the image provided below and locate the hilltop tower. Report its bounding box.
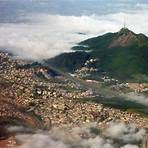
[124,16,126,28]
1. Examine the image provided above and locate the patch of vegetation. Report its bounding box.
[46,28,148,82]
[46,51,90,72]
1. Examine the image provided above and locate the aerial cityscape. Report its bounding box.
[0,0,147,148]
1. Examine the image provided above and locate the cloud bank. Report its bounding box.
[123,92,148,105]
[0,5,148,60]
[9,122,145,148]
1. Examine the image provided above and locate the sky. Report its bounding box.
[0,0,148,19]
[0,0,148,60]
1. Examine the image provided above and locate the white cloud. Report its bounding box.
[121,145,139,148]
[12,122,145,148]
[122,92,148,105]
[17,134,68,148]
[106,122,145,143]
[0,7,148,60]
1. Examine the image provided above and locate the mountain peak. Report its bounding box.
[119,27,133,34]
[76,28,148,50]
[109,28,137,48]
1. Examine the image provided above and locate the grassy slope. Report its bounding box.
[75,29,148,81]
[46,29,148,82]
[46,51,90,72]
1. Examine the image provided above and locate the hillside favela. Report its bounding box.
[0,0,148,148]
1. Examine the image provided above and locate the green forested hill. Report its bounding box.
[46,28,148,82]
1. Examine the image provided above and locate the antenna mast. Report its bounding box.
[123,2,126,29]
[124,16,126,28]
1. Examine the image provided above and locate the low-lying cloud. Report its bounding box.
[106,122,146,144]
[0,5,148,60]
[0,14,118,60]
[8,122,146,148]
[122,92,148,106]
